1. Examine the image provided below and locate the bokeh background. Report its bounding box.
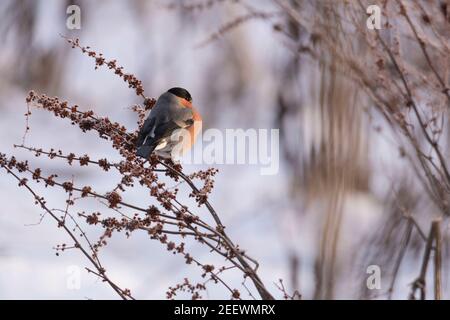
[0,0,448,299]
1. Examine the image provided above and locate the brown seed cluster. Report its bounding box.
[166,278,207,300]
[65,37,155,108]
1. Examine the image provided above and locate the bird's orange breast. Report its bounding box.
[178,98,202,154]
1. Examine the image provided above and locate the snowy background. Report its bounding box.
[0,0,442,299]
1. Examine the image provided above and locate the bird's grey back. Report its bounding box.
[152,92,193,126]
[149,92,179,122]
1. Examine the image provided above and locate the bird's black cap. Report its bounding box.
[168,87,192,102]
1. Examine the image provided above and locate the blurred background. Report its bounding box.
[0,0,448,299]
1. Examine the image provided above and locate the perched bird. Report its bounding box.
[136,87,202,161]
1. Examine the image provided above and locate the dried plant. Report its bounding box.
[270,0,449,299]
[0,37,274,300]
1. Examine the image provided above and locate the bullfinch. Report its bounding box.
[136,87,202,161]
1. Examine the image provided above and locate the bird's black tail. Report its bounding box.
[136,144,155,159]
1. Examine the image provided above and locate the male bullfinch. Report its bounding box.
[136,87,202,161]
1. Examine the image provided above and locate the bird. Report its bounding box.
[136,87,202,162]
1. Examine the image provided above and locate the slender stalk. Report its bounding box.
[433,219,442,300]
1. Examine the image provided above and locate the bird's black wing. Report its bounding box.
[152,120,182,144]
[136,116,155,147]
[136,119,182,159]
